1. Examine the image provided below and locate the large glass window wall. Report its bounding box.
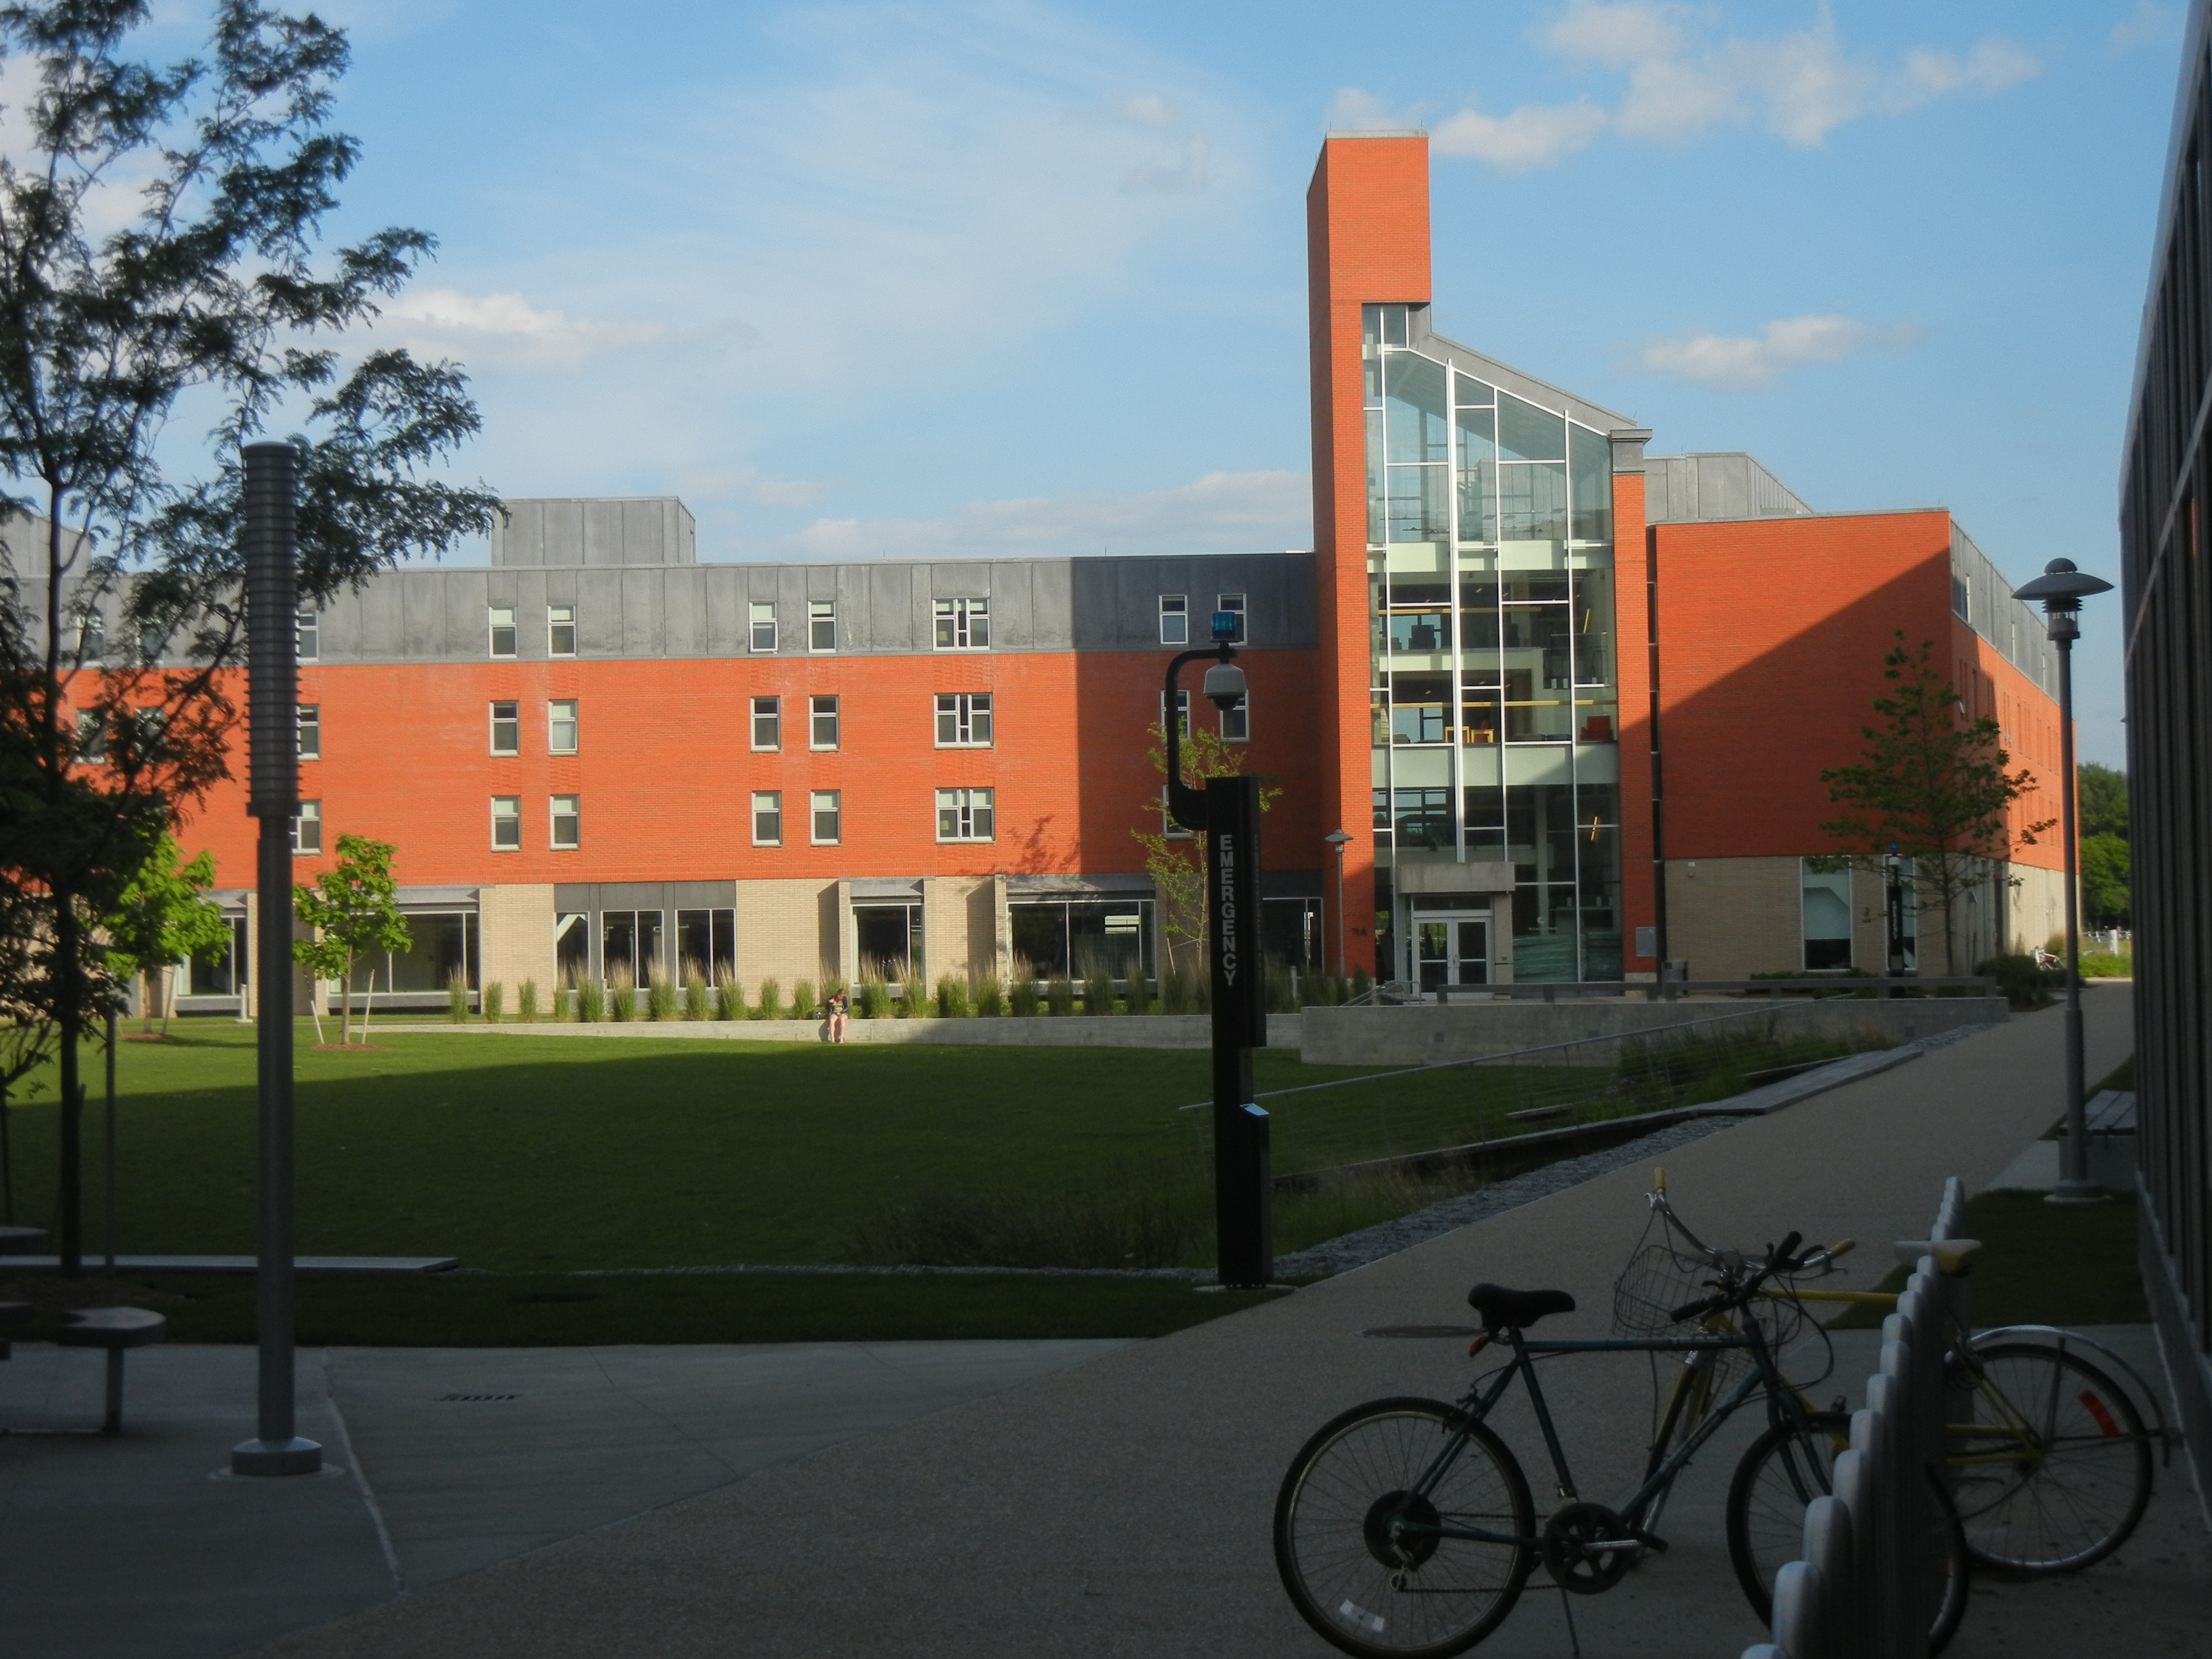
[1363,301,1623,982]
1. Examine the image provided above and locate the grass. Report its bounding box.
[1830,1190,2149,1329]
[0,1266,1287,1345]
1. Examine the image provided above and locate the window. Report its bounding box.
[1215,592,1246,644]
[1159,593,1188,645]
[811,790,841,845]
[1801,860,1853,972]
[752,791,782,846]
[749,601,777,652]
[296,607,319,661]
[489,606,517,658]
[547,700,578,754]
[492,796,521,849]
[1219,690,1249,744]
[550,794,580,850]
[675,908,736,981]
[1160,688,1191,735]
[750,695,780,751]
[810,694,839,749]
[808,599,837,651]
[549,604,576,657]
[76,709,106,763]
[933,597,989,650]
[489,700,519,755]
[73,609,104,663]
[296,703,320,760]
[292,800,322,855]
[935,692,993,747]
[936,786,994,842]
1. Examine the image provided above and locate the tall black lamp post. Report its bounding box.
[1324,831,1353,980]
[2011,557,2114,1207]
[1165,615,1270,1287]
[231,442,321,1476]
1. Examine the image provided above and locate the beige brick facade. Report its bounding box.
[1663,855,1803,980]
[478,883,557,1001]
[735,878,842,993]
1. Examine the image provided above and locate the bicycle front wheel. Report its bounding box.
[1951,1339,2153,1574]
[1274,1397,1534,1658]
[1726,1415,1969,1653]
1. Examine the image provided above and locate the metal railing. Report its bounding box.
[1743,1177,1969,1659]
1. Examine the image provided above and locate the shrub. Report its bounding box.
[646,967,678,1021]
[936,974,970,1018]
[714,972,744,1021]
[607,964,636,1021]
[1351,965,1373,999]
[898,972,928,1019]
[755,978,783,1020]
[2079,951,2133,979]
[1976,953,2067,1012]
[976,977,1006,1017]
[1009,973,1040,1018]
[447,969,469,1023]
[781,978,808,1020]
[852,975,887,1019]
[578,977,606,1023]
[1160,966,1192,1015]
[1045,972,1076,1016]
[483,980,504,1022]
[1124,966,1152,1015]
[517,978,538,1022]
[1083,968,1115,1014]
[684,967,711,1021]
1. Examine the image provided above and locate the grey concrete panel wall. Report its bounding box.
[1952,522,2057,694]
[491,497,697,567]
[577,570,625,656]
[619,568,661,658]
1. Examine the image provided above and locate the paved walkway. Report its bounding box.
[231,985,2202,1659]
[11,986,2205,1657]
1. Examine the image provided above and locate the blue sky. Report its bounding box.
[175,1,2192,761]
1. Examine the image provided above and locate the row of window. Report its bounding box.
[292,593,1253,662]
[287,788,999,855]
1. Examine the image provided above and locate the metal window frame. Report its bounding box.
[809,693,840,750]
[547,698,579,755]
[750,695,781,752]
[752,790,783,847]
[489,699,520,756]
[488,604,518,659]
[549,794,581,851]
[491,795,523,850]
[547,603,577,658]
[810,789,841,846]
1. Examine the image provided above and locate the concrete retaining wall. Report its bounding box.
[387,1013,1307,1050]
[1296,998,2007,1067]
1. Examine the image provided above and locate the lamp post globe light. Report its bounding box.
[1323,831,1353,979]
[2011,557,2115,1207]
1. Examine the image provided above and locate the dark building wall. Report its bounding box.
[2120,0,2212,1521]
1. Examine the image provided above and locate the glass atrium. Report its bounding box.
[1363,303,1623,983]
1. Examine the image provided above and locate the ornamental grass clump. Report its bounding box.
[577,976,606,1023]
[684,966,711,1020]
[447,969,469,1023]
[1008,961,1040,1018]
[1124,966,1152,1015]
[793,978,817,1019]
[1351,965,1372,999]
[976,977,1006,1017]
[936,974,970,1018]
[517,979,539,1022]
[646,967,679,1021]
[1083,968,1115,1015]
[1266,962,1299,1014]
[755,978,783,1020]
[713,972,743,1021]
[607,964,635,1021]
[1045,972,1076,1017]
[858,974,893,1019]
[1160,966,1193,1014]
[898,972,928,1019]
[483,980,503,1022]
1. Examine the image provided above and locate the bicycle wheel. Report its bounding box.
[1726,1416,1970,1653]
[1950,1339,2153,1574]
[1274,1397,1535,1658]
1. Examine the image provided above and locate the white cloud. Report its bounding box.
[760,469,1310,562]
[377,288,672,373]
[1378,2,2044,171]
[1632,313,1924,389]
[2111,2,2180,52]
[673,466,827,510]
[1432,99,1609,170]
[1326,87,1424,131]
[1117,92,1182,130]
[1123,136,1209,194]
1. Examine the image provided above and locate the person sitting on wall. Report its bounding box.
[825,988,849,1045]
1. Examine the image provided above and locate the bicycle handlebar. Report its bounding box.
[1669,1230,1804,1324]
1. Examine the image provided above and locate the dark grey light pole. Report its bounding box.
[232,442,321,1476]
[1324,831,1352,980]
[1885,843,1908,977]
[1165,619,1270,1287]
[2012,557,2114,1207]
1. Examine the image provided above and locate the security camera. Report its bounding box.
[1202,662,1246,712]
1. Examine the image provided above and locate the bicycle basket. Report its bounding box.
[1613,1242,1718,1336]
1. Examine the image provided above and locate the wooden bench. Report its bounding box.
[55,1308,169,1434]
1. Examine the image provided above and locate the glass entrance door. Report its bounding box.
[1415,911,1490,991]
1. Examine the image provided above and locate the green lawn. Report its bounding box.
[1830,1190,2149,1329]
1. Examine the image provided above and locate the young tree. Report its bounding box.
[292,834,408,1046]
[1130,718,1281,976]
[1818,633,2053,974]
[101,832,230,1033]
[0,3,499,1271]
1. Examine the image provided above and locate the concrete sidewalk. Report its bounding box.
[238,986,2205,1658]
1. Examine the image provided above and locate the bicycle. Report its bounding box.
[1624,1173,2158,1615]
[1271,1226,1968,1657]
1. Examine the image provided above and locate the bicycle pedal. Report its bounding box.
[1632,1531,1668,1555]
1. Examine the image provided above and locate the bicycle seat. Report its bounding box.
[1466,1283,1577,1333]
